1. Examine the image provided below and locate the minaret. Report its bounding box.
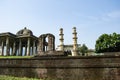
[72,27,78,56]
[59,28,64,51]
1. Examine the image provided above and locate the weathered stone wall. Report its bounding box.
[0,56,120,80]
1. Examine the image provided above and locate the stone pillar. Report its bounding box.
[36,45,37,54]
[31,46,33,55]
[11,46,13,56]
[47,36,51,51]
[72,27,78,56]
[16,46,19,56]
[33,40,36,55]
[48,35,53,51]
[13,42,16,56]
[21,47,23,56]
[27,38,30,56]
[52,37,55,51]
[16,46,18,56]
[59,28,64,51]
[38,36,44,53]
[19,39,22,56]
[24,44,27,56]
[1,41,4,56]
[6,37,10,56]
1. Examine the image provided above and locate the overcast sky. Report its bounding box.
[0,0,120,49]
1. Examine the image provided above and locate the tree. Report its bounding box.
[95,33,120,53]
[78,44,88,55]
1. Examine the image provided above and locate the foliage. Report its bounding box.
[87,49,95,53]
[78,44,88,55]
[95,33,120,53]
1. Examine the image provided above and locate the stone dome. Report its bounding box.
[16,27,33,36]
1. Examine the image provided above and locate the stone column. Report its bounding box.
[33,40,36,55]
[11,46,13,56]
[16,46,18,56]
[21,47,23,56]
[1,41,4,56]
[36,45,37,54]
[39,37,42,52]
[27,38,30,56]
[16,46,19,56]
[72,27,78,56]
[13,42,16,56]
[48,35,53,51]
[24,44,27,56]
[19,39,22,56]
[52,37,55,51]
[47,36,50,51]
[31,47,32,55]
[59,28,64,51]
[6,37,10,56]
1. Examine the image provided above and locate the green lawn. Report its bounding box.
[0,56,33,58]
[0,75,55,80]
[0,75,40,80]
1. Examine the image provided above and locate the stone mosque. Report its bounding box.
[0,27,79,56]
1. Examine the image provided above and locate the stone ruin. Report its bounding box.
[36,27,78,56]
[0,27,79,56]
[38,33,55,52]
[0,27,38,56]
[37,33,63,56]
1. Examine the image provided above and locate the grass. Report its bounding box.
[0,75,40,80]
[0,75,55,80]
[0,56,33,58]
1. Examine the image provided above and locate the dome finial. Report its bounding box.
[24,27,27,29]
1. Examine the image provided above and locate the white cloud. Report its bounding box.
[107,11,120,18]
[101,11,120,22]
[84,11,120,22]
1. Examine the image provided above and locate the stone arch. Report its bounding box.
[38,33,55,54]
[47,33,55,51]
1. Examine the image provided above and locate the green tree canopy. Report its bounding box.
[95,33,120,53]
[78,44,88,55]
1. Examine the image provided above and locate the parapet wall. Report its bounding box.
[0,56,120,80]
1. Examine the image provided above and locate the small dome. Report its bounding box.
[16,27,33,36]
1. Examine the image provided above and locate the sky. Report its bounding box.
[0,0,120,49]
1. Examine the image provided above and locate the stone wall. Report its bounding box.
[0,56,120,80]
[103,52,120,56]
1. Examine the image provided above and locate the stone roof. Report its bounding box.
[16,27,33,36]
[0,32,16,37]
